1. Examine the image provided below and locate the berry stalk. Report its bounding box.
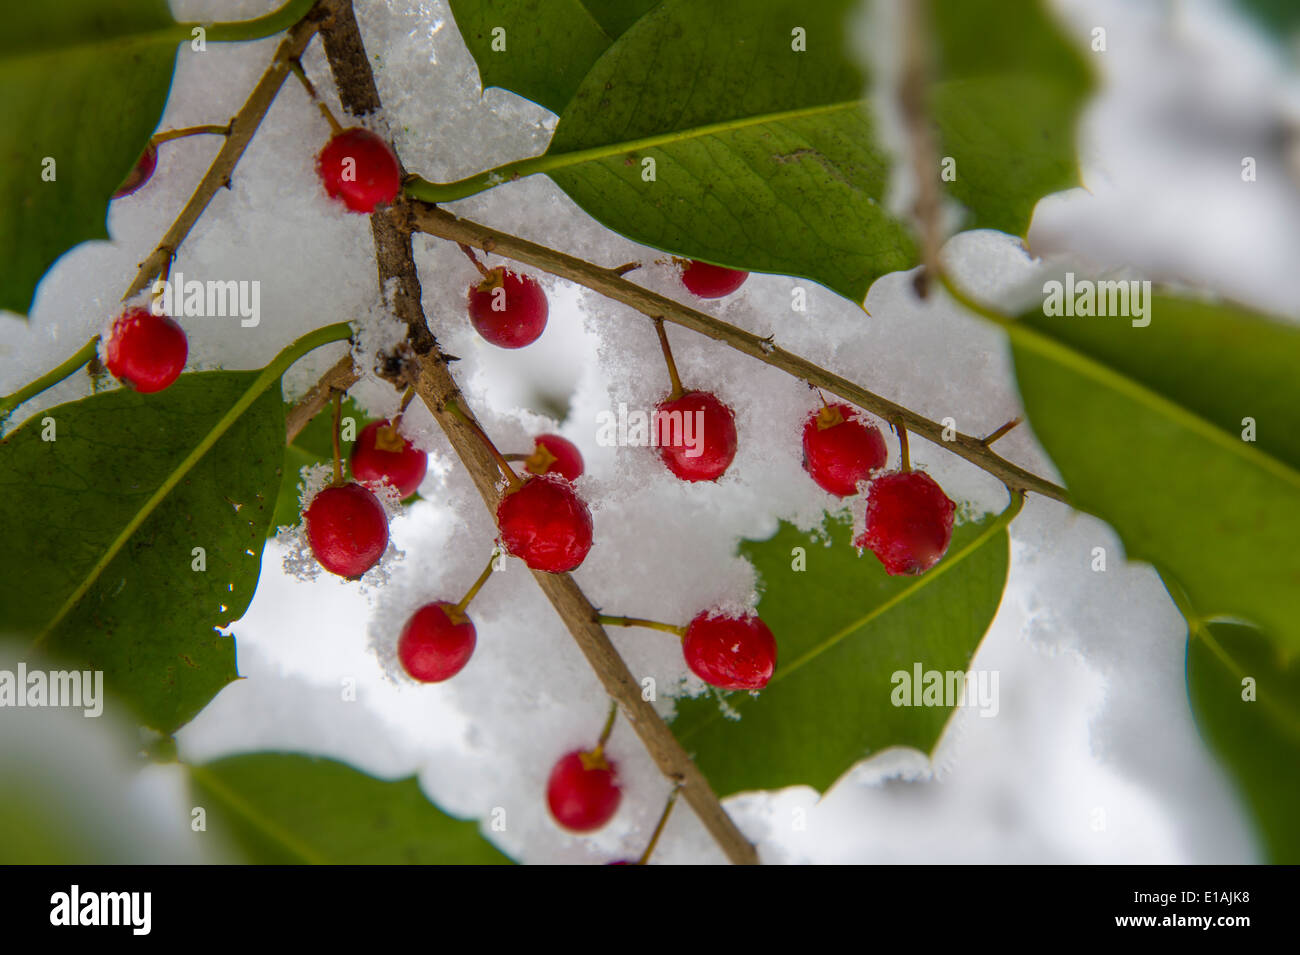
[446,400,523,490]
[452,553,498,615]
[597,614,687,638]
[635,786,680,865]
[652,318,685,401]
[331,391,345,486]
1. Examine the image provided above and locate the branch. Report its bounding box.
[898,0,942,297]
[124,1,331,300]
[284,352,359,443]
[318,0,759,865]
[404,203,1070,504]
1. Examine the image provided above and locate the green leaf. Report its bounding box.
[190,753,514,864]
[1186,621,1300,862]
[1007,291,1300,655]
[434,0,1090,302]
[270,396,367,534]
[0,373,284,732]
[671,499,1016,796]
[0,0,318,316]
[447,0,659,114]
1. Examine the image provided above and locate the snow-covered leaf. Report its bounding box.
[190,753,514,864]
[671,500,1015,796]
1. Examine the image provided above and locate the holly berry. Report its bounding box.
[654,390,738,482]
[103,307,187,394]
[547,749,621,833]
[397,602,476,683]
[524,434,583,481]
[802,403,887,497]
[496,474,593,573]
[856,471,956,576]
[680,259,747,298]
[316,127,402,214]
[683,611,777,691]
[466,268,548,348]
[304,482,389,579]
[351,419,427,498]
[114,143,158,199]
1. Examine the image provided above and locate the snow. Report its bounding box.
[3,0,1292,862]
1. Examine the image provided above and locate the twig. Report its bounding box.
[124,1,331,300]
[405,203,1069,504]
[898,0,942,297]
[320,0,759,866]
[284,353,360,444]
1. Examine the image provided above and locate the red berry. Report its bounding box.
[680,260,747,298]
[397,601,476,683]
[466,269,548,348]
[855,471,956,576]
[525,434,584,481]
[547,750,621,833]
[654,390,737,482]
[316,127,402,214]
[103,307,187,394]
[114,142,158,199]
[496,474,593,573]
[683,611,777,691]
[351,419,427,498]
[304,482,389,579]
[802,403,887,497]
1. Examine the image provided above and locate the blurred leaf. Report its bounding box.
[446,0,1090,302]
[270,396,366,534]
[1234,0,1300,41]
[191,753,514,864]
[0,373,285,732]
[672,500,1015,795]
[1008,292,1300,654]
[1186,620,1300,862]
[447,0,659,114]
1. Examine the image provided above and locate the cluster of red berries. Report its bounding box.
[109,124,956,846]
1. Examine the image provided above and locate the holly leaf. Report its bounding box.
[443,0,1091,302]
[447,0,659,114]
[671,501,1015,796]
[0,0,318,317]
[1186,621,1300,862]
[190,753,514,864]
[0,373,286,732]
[1007,290,1300,655]
[270,397,368,534]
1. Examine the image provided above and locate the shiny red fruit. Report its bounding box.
[103,307,187,394]
[114,142,158,199]
[547,750,621,833]
[316,127,402,214]
[680,260,747,298]
[683,612,777,691]
[397,602,476,683]
[525,434,584,481]
[856,471,956,576]
[304,482,389,579]
[466,269,548,348]
[802,403,888,497]
[654,390,737,482]
[497,474,593,573]
[351,419,427,498]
